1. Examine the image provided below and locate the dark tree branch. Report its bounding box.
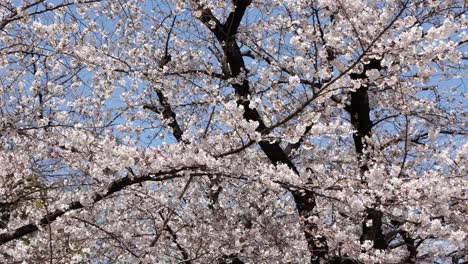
[223,0,251,38]
[158,212,192,263]
[346,58,388,250]
[144,15,186,144]
[71,216,141,260]
[285,124,314,156]
[196,3,323,263]
[0,166,205,246]
[0,203,10,230]
[0,0,102,31]
[399,230,417,263]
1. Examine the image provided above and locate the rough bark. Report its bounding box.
[347,59,387,250]
[197,1,322,262]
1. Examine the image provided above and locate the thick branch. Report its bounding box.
[223,0,251,38]
[0,166,204,246]
[400,230,417,263]
[196,3,323,262]
[144,16,186,143]
[346,58,388,250]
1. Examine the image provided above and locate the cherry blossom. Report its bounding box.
[0,0,466,263]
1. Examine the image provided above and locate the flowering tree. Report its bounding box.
[0,0,466,263]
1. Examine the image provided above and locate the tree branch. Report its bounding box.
[0,166,205,246]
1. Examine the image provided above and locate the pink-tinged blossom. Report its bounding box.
[0,0,465,263]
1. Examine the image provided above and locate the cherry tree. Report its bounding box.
[0,0,466,263]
